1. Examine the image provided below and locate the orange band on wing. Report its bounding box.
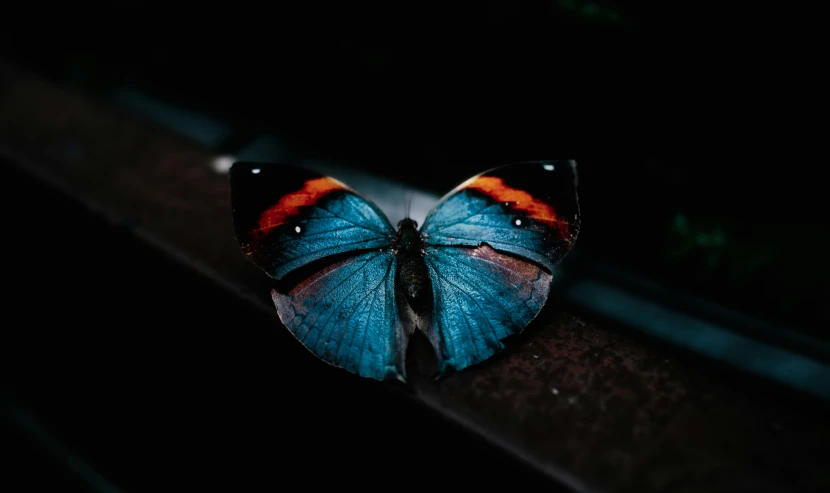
[256,177,345,234]
[465,176,562,227]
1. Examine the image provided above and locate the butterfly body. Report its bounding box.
[393,218,430,307]
[231,161,580,382]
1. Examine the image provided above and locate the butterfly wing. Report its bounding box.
[230,162,395,280]
[421,160,580,271]
[230,162,405,380]
[272,250,405,381]
[420,161,581,374]
[424,244,552,373]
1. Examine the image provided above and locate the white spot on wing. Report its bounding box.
[251,168,261,174]
[543,164,555,171]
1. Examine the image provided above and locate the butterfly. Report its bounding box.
[230,161,580,382]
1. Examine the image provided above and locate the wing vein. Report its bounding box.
[430,255,502,350]
[437,256,512,336]
[292,255,377,341]
[424,201,497,233]
[317,203,389,234]
[332,260,389,361]
[308,263,369,350]
[357,260,394,368]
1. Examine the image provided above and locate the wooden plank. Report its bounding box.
[2,61,828,493]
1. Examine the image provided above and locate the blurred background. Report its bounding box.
[2,2,826,492]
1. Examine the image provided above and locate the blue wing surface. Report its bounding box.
[420,161,580,374]
[424,244,552,374]
[420,161,580,272]
[272,250,405,381]
[230,162,395,280]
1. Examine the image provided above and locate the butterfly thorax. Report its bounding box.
[395,218,430,312]
[395,218,422,253]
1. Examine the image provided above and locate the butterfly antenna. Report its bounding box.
[405,191,413,219]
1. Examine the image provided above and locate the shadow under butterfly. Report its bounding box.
[230,161,581,382]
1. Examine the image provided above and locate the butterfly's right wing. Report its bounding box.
[423,243,552,374]
[419,161,581,375]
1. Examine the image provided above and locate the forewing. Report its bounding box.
[420,161,580,272]
[273,250,406,381]
[424,244,552,374]
[230,162,395,280]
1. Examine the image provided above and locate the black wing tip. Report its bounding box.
[491,158,577,167]
[229,161,321,178]
[474,159,579,187]
[503,158,578,172]
[229,160,266,173]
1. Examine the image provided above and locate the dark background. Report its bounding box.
[2,2,825,491]
[4,2,822,336]
[2,160,561,491]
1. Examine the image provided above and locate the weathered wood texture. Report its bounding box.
[2,62,828,493]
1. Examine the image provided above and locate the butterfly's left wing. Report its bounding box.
[272,250,405,381]
[230,162,405,380]
[420,161,581,374]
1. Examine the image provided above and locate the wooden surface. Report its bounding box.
[2,62,828,493]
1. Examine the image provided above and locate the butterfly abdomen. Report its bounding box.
[398,257,429,303]
[394,219,430,312]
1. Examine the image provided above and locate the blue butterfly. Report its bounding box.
[230,161,581,381]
